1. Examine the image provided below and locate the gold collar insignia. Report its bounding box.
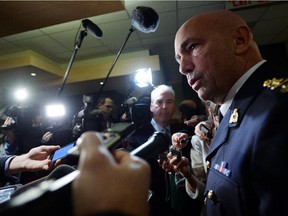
[263,78,288,93]
[229,108,239,124]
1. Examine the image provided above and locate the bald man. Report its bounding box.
[175,9,288,216]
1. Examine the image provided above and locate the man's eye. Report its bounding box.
[188,43,197,51]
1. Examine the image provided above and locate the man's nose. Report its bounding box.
[179,56,194,75]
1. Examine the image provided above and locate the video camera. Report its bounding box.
[72,94,151,141]
[0,104,39,132]
[71,94,105,140]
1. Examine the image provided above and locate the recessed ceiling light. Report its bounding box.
[31,73,36,76]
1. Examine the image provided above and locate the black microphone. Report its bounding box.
[82,19,103,38]
[46,164,76,181]
[131,132,169,160]
[131,6,159,33]
[10,164,76,198]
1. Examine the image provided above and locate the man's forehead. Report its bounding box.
[154,93,174,100]
[105,98,113,103]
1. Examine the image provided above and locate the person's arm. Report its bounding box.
[184,115,207,128]
[161,154,197,190]
[160,154,206,200]
[7,145,60,175]
[163,133,207,200]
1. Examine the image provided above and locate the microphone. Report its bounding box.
[131,132,169,160]
[125,97,137,106]
[82,19,103,38]
[131,6,159,33]
[58,19,102,97]
[11,164,76,197]
[94,6,159,102]
[46,164,76,181]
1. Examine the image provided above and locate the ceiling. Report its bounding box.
[0,0,288,109]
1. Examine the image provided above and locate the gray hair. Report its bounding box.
[151,84,175,103]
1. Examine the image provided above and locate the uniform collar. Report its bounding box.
[220,60,266,117]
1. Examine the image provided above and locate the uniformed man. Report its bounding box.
[174,9,288,215]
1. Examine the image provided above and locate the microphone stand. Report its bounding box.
[58,30,87,98]
[95,27,135,102]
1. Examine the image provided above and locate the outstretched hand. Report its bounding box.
[8,145,60,174]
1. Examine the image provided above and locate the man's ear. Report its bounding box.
[233,25,252,55]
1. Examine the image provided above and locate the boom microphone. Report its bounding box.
[131,6,159,33]
[58,19,102,97]
[82,19,103,38]
[94,6,159,102]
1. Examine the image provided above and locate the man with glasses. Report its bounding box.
[96,96,115,129]
[73,96,115,140]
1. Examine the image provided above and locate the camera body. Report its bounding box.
[1,104,37,132]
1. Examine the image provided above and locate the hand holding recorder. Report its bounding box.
[72,131,151,216]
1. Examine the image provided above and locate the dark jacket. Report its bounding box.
[0,155,12,186]
[205,61,288,216]
[126,120,202,216]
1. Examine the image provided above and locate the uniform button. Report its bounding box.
[207,190,214,199]
[206,161,211,169]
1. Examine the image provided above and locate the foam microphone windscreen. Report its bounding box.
[131,6,159,33]
[82,19,103,38]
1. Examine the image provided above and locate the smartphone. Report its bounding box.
[200,123,213,139]
[158,152,168,164]
[50,142,76,162]
[169,147,182,162]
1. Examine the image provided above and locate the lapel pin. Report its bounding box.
[229,108,239,124]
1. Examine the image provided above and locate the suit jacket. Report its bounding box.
[205,61,288,216]
[126,120,202,216]
[0,155,13,186]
